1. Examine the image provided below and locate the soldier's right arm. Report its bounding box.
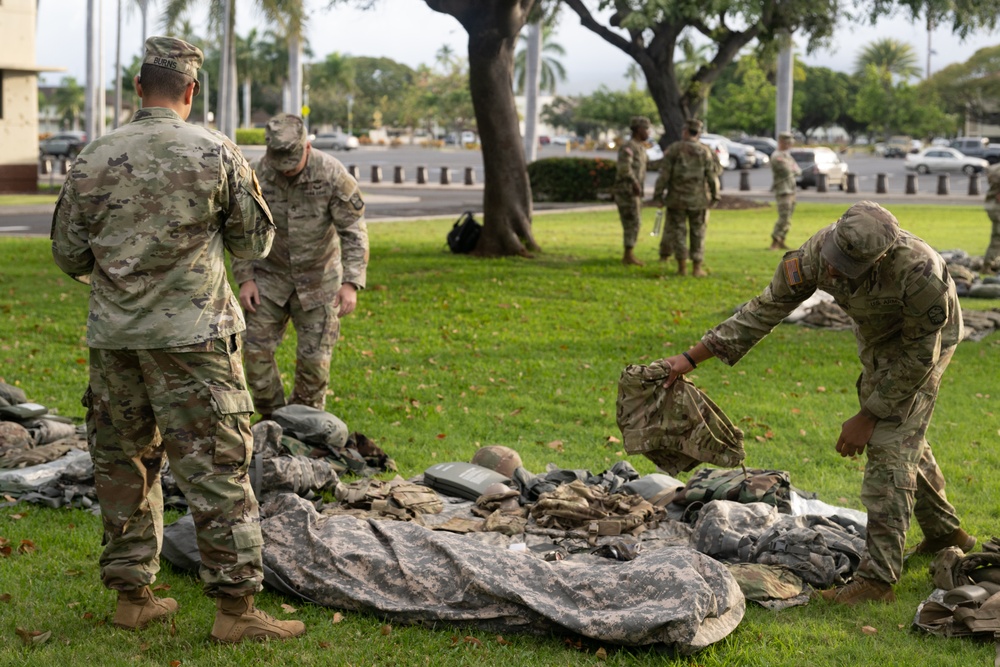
[219,143,275,260]
[50,179,95,283]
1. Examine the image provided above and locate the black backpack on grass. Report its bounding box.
[446,211,482,253]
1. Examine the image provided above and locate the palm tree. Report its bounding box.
[853,38,922,81]
[513,25,566,95]
[435,44,457,72]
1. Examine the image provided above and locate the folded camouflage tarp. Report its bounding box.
[256,493,745,651]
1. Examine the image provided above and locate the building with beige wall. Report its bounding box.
[0,0,63,192]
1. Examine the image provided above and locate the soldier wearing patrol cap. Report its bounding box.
[658,201,975,606]
[652,118,720,277]
[53,36,305,643]
[233,113,369,419]
[769,131,801,250]
[613,115,658,266]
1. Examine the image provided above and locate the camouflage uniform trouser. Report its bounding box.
[243,292,341,415]
[771,193,796,244]
[984,204,1000,271]
[855,346,962,585]
[614,190,642,249]
[666,208,708,262]
[87,336,263,598]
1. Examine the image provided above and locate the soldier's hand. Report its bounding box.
[239,280,261,313]
[835,412,877,458]
[661,353,695,388]
[334,282,358,318]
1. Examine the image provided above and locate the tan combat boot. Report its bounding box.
[676,259,687,276]
[819,577,895,606]
[112,586,179,629]
[913,528,977,556]
[210,595,306,644]
[622,248,644,266]
[692,262,707,277]
[769,237,789,250]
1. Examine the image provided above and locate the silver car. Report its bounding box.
[311,131,359,151]
[904,147,988,175]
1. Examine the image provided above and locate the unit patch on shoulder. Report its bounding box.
[350,192,364,211]
[783,257,803,286]
[251,170,263,197]
[927,305,946,325]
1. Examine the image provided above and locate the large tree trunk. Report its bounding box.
[425,0,539,257]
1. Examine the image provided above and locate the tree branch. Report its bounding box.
[562,0,636,56]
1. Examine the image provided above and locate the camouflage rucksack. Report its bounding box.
[672,467,793,520]
[530,479,662,544]
[616,364,745,475]
[334,476,444,520]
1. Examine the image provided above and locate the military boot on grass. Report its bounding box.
[112,586,178,629]
[210,595,306,644]
[692,262,707,277]
[819,577,895,606]
[913,528,977,556]
[622,248,644,266]
[677,259,687,276]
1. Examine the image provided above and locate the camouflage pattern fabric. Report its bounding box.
[258,493,745,650]
[772,193,796,244]
[0,441,78,469]
[0,382,28,405]
[770,149,800,196]
[984,163,1000,271]
[616,365,745,475]
[613,138,650,248]
[725,563,803,603]
[672,468,792,516]
[87,338,264,598]
[51,107,274,350]
[0,421,33,453]
[271,404,349,451]
[665,208,709,262]
[653,139,719,211]
[529,479,662,542]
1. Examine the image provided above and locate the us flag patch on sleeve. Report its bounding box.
[783,257,803,285]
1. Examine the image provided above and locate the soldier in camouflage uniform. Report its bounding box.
[613,116,655,266]
[652,119,720,277]
[982,162,1000,272]
[769,132,801,250]
[233,114,369,418]
[658,201,975,606]
[51,37,304,643]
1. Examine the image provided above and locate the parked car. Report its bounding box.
[790,147,849,189]
[904,147,988,175]
[883,135,913,158]
[697,135,730,172]
[311,131,359,151]
[538,135,551,146]
[724,140,760,170]
[646,142,664,161]
[39,131,87,158]
[741,136,778,156]
[949,137,1000,164]
[551,135,576,145]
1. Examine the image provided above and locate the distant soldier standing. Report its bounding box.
[982,161,1000,272]
[613,116,655,266]
[653,118,720,277]
[51,37,305,642]
[660,201,975,606]
[233,113,369,418]
[770,131,801,250]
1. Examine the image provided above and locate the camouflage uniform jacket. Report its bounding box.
[985,163,1000,210]
[702,223,963,422]
[613,138,650,196]
[232,149,368,311]
[51,107,274,350]
[654,139,719,210]
[770,150,801,195]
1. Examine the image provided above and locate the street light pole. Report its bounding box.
[347,94,354,136]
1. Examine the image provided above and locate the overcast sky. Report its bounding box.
[35,0,1000,94]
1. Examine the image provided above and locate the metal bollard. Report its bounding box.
[816,172,828,193]
[846,173,858,194]
[905,173,918,195]
[937,173,949,195]
[739,170,750,191]
[416,165,428,185]
[348,165,359,180]
[464,166,476,186]
[876,173,889,194]
[39,157,52,175]
[371,165,382,184]
[440,167,451,185]
[60,158,71,175]
[969,173,981,196]
[393,166,405,184]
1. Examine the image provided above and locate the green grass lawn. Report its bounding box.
[1,203,998,666]
[0,193,59,207]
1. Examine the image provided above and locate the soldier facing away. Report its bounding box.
[51,36,305,643]
[652,118,720,277]
[233,113,369,419]
[613,116,656,266]
[769,131,801,250]
[982,161,1000,272]
[659,201,975,605]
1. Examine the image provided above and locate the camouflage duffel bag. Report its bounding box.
[616,362,745,475]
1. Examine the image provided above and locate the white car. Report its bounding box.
[698,135,730,171]
[904,147,988,175]
[311,132,359,151]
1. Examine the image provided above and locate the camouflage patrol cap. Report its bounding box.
[684,118,703,135]
[822,200,900,278]
[630,116,651,131]
[778,131,794,142]
[470,445,523,478]
[265,113,308,171]
[143,36,203,94]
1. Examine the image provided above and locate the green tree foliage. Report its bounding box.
[50,77,86,130]
[575,84,658,136]
[853,37,922,80]
[923,45,1000,128]
[794,65,851,140]
[706,56,776,136]
[849,64,956,140]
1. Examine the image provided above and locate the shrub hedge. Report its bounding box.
[527,157,617,202]
[235,128,266,145]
